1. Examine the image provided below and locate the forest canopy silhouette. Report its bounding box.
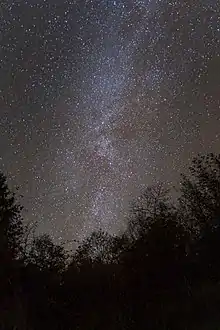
[1,153,220,329]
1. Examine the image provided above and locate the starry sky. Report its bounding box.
[0,0,219,247]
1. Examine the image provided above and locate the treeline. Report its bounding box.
[1,153,220,329]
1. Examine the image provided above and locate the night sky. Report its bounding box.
[0,0,219,247]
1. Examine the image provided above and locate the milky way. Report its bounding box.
[0,1,219,247]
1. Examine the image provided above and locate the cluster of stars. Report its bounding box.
[0,0,219,247]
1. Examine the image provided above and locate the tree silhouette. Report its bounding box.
[0,172,23,259]
[179,153,220,234]
[75,229,127,266]
[178,153,220,283]
[2,154,220,329]
[0,172,26,329]
[27,233,67,272]
[127,183,172,241]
